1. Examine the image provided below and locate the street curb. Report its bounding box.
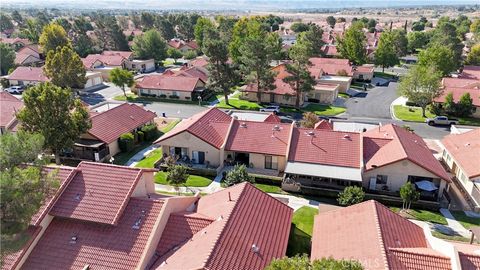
[390,96,406,121]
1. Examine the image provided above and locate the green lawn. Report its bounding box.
[393,105,480,126]
[160,119,181,134]
[154,171,213,187]
[112,142,153,165]
[287,206,319,256]
[338,93,350,98]
[135,148,162,168]
[432,231,471,243]
[374,71,397,79]
[303,104,346,116]
[254,183,285,194]
[216,98,263,110]
[292,206,319,236]
[390,207,447,225]
[451,211,480,229]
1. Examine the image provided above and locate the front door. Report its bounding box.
[192,151,205,164]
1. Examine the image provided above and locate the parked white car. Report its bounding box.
[5,85,24,94]
[260,105,280,114]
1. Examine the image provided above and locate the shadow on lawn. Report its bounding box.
[286,224,312,256]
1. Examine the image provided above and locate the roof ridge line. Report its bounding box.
[111,169,144,226]
[373,201,390,270]
[388,247,451,259]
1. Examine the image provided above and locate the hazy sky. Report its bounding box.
[2,0,479,10]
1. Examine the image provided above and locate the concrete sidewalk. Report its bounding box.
[439,208,471,238]
[208,90,240,107]
[125,145,158,167]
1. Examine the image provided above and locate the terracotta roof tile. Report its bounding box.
[136,75,203,92]
[441,77,480,89]
[225,120,292,156]
[0,37,30,45]
[244,78,296,96]
[88,103,156,144]
[264,113,282,123]
[314,119,333,130]
[7,67,49,82]
[82,54,126,68]
[0,92,23,128]
[289,128,360,168]
[173,66,208,82]
[435,87,480,107]
[15,52,40,65]
[155,108,232,149]
[312,200,433,270]
[388,248,451,270]
[188,57,209,68]
[461,66,480,80]
[101,50,133,59]
[309,57,353,76]
[152,183,292,270]
[50,162,145,225]
[442,129,480,179]
[22,197,164,270]
[363,124,450,181]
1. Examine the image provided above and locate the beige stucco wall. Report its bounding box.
[20,55,41,66]
[84,73,103,89]
[362,160,447,196]
[131,171,156,197]
[9,79,42,86]
[108,140,120,157]
[226,151,286,172]
[159,131,221,167]
[242,91,300,106]
[318,78,351,93]
[128,59,156,72]
[138,88,196,100]
[306,88,338,104]
[353,71,374,81]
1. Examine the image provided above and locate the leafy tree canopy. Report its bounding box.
[0,43,15,76]
[132,29,167,62]
[44,45,86,89]
[266,254,364,270]
[337,22,366,65]
[39,22,71,53]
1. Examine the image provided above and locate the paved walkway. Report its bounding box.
[439,208,471,238]
[390,96,408,120]
[208,90,240,107]
[126,145,158,167]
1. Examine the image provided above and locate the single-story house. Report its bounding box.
[155,108,450,202]
[317,75,352,93]
[321,45,340,57]
[68,103,156,162]
[311,200,479,270]
[434,87,480,118]
[309,57,353,76]
[242,78,300,106]
[7,66,49,86]
[15,45,43,66]
[306,83,340,104]
[353,64,375,82]
[167,39,198,53]
[135,75,206,100]
[0,91,23,134]
[128,59,155,73]
[442,77,480,89]
[82,54,128,80]
[441,129,480,211]
[0,37,31,50]
[187,56,209,69]
[84,71,104,90]
[461,65,480,80]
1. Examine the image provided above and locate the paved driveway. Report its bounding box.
[143,102,208,119]
[80,83,124,106]
[343,82,399,119]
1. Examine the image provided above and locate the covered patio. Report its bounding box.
[63,139,110,162]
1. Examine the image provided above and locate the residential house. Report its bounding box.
[309,57,353,92]
[2,162,292,270]
[0,37,31,51]
[7,66,103,90]
[187,56,209,69]
[167,39,198,53]
[15,45,42,66]
[69,103,156,162]
[441,129,480,211]
[435,87,480,118]
[353,64,375,82]
[82,53,128,79]
[155,108,450,202]
[0,92,23,134]
[311,200,480,270]
[135,75,206,100]
[321,44,340,57]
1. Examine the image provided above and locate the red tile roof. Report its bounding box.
[452,242,480,269]
[151,182,292,270]
[244,78,296,96]
[264,113,282,123]
[442,77,480,89]
[136,75,203,92]
[15,52,40,65]
[188,57,209,68]
[461,66,480,80]
[0,37,30,45]
[8,66,49,82]
[311,200,446,270]
[88,103,156,144]
[288,128,360,168]
[174,66,208,82]
[167,39,197,50]
[155,108,232,149]
[356,65,375,73]
[435,87,480,107]
[314,119,333,130]
[225,120,292,156]
[363,124,450,181]
[22,197,164,270]
[1,226,41,270]
[442,129,480,179]
[82,54,126,68]
[0,91,23,129]
[101,50,133,59]
[322,45,339,56]
[50,162,145,225]
[309,57,353,76]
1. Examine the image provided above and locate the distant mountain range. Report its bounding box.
[2,0,479,11]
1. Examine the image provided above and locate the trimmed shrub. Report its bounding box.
[159,94,167,98]
[118,132,135,152]
[141,124,158,141]
[185,96,191,100]
[137,130,145,142]
[183,50,197,60]
[169,95,180,99]
[337,186,365,206]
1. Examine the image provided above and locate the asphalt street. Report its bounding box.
[343,82,399,119]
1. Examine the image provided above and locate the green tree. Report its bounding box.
[19,18,43,43]
[16,82,91,164]
[418,44,455,76]
[466,43,480,65]
[407,31,429,53]
[400,182,420,210]
[399,65,442,118]
[284,41,315,108]
[166,164,189,192]
[391,29,408,57]
[73,33,94,57]
[216,15,237,44]
[0,13,13,32]
[55,18,72,33]
[300,112,319,128]
[238,20,280,103]
[44,45,86,89]
[229,17,262,62]
[156,17,175,40]
[429,20,463,69]
[374,31,399,72]
[11,10,23,26]
[94,14,129,51]
[457,92,475,117]
[266,254,364,270]
[443,92,456,116]
[224,164,253,187]
[326,16,336,27]
[167,48,183,63]
[0,43,15,76]
[290,22,310,33]
[337,22,366,65]
[183,50,197,60]
[296,24,324,56]
[109,68,134,99]
[176,14,201,41]
[0,132,60,237]
[140,12,156,29]
[194,17,216,50]
[132,29,167,63]
[337,186,365,206]
[39,22,71,54]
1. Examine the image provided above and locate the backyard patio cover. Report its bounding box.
[285,162,363,182]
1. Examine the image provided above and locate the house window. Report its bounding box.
[376,175,388,185]
[265,155,278,170]
[172,91,179,96]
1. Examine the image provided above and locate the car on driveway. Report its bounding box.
[5,85,24,94]
[425,116,459,126]
[260,105,280,114]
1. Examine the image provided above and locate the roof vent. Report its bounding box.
[343,134,350,139]
[132,217,142,230]
[217,215,223,221]
[70,235,78,244]
[74,193,81,200]
[130,115,135,120]
[251,244,260,253]
[240,122,247,128]
[272,125,281,131]
[465,143,471,147]
[307,131,315,136]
